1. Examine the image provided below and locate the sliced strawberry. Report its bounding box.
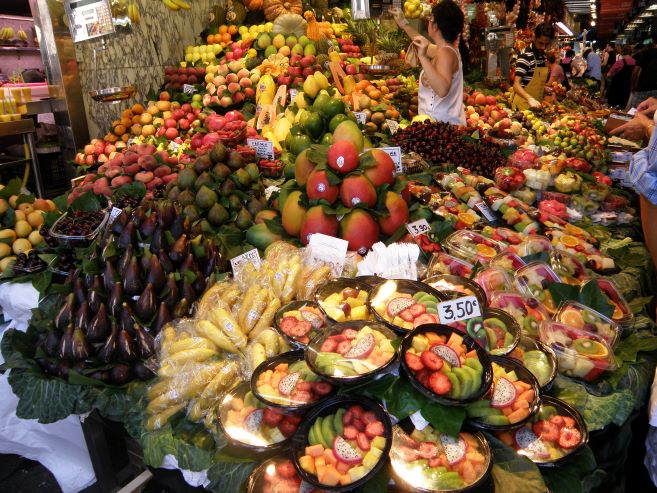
[342,409,353,425]
[263,408,284,427]
[549,416,565,427]
[276,461,297,479]
[428,457,442,467]
[404,352,425,371]
[320,338,339,352]
[336,340,352,355]
[558,427,582,449]
[279,317,298,334]
[357,432,371,451]
[278,419,298,438]
[350,405,365,418]
[409,303,427,317]
[343,425,358,439]
[284,414,302,425]
[328,334,347,343]
[416,369,430,386]
[428,371,452,395]
[361,411,377,424]
[342,328,358,340]
[414,313,437,328]
[289,321,312,337]
[290,390,312,403]
[353,418,365,432]
[311,381,332,396]
[400,309,415,322]
[296,381,311,391]
[365,420,384,439]
[421,350,444,371]
[532,420,560,442]
[562,416,576,428]
[418,441,439,459]
[399,446,420,462]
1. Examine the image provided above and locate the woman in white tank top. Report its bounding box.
[391,1,466,126]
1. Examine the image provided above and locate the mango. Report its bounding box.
[363,149,396,187]
[294,148,316,186]
[306,169,339,203]
[333,120,364,152]
[299,206,338,245]
[340,174,377,208]
[378,191,410,235]
[245,222,282,250]
[281,190,307,236]
[340,209,379,254]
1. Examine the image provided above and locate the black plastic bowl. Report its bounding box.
[251,350,335,413]
[482,308,521,356]
[368,279,447,334]
[390,420,493,493]
[274,300,329,349]
[509,336,558,391]
[355,275,385,288]
[305,320,399,386]
[465,355,542,432]
[246,456,324,493]
[423,274,488,307]
[315,278,373,323]
[291,395,393,492]
[519,395,589,467]
[400,324,493,406]
[216,382,299,454]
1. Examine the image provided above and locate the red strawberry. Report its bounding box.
[342,328,358,340]
[409,304,427,317]
[279,317,298,334]
[416,369,430,386]
[336,341,352,355]
[428,371,452,395]
[532,420,560,442]
[311,381,332,396]
[365,420,384,438]
[342,409,353,425]
[263,408,284,427]
[405,352,424,371]
[558,427,582,449]
[356,432,371,451]
[285,414,302,425]
[350,405,365,418]
[278,419,298,437]
[400,309,414,322]
[353,418,365,432]
[420,350,444,371]
[343,425,358,439]
[290,390,312,403]
[320,338,338,352]
[418,441,439,459]
[296,381,312,391]
[276,461,297,479]
[562,416,576,428]
[362,411,377,424]
[549,416,565,427]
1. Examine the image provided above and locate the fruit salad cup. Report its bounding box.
[496,396,588,465]
[293,396,392,491]
[305,321,398,385]
[426,253,474,278]
[480,226,525,246]
[443,230,507,265]
[275,301,328,347]
[489,292,551,340]
[465,356,541,430]
[555,301,620,346]
[545,229,615,272]
[247,457,330,493]
[513,235,553,258]
[390,423,491,492]
[445,309,521,357]
[315,279,372,323]
[251,351,334,411]
[218,382,302,452]
[585,278,634,330]
[369,279,445,333]
[539,321,617,382]
[424,275,487,307]
[474,267,515,301]
[490,251,526,274]
[508,336,558,390]
[549,250,590,284]
[401,325,493,405]
[514,262,562,314]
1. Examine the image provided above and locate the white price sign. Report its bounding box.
[379,146,403,174]
[386,119,400,135]
[183,84,196,94]
[409,410,430,431]
[308,233,348,277]
[108,207,123,224]
[264,185,280,200]
[405,219,431,238]
[354,112,367,124]
[247,138,275,160]
[474,201,496,223]
[288,88,298,102]
[230,249,261,275]
[437,296,481,324]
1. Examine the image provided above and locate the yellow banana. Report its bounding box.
[252,297,281,335]
[208,307,248,349]
[195,320,239,353]
[171,0,191,9]
[146,403,185,430]
[162,0,180,11]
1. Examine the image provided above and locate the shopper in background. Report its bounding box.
[511,23,555,110]
[390,0,465,125]
[584,48,602,88]
[547,53,568,89]
[606,45,635,110]
[630,39,657,109]
[561,48,575,77]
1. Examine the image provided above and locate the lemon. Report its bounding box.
[0,256,15,272]
[0,242,10,259]
[28,230,44,246]
[14,220,32,238]
[12,238,31,255]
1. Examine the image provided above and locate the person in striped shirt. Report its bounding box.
[511,23,555,111]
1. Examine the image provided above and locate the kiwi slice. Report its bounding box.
[573,338,606,357]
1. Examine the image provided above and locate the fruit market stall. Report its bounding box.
[1,2,657,492]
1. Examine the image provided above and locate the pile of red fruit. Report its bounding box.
[163,66,206,92]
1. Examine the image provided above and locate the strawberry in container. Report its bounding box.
[249,457,330,493]
[369,280,443,332]
[508,148,539,170]
[275,301,327,347]
[258,158,284,178]
[514,262,562,314]
[490,251,526,274]
[545,230,614,272]
[235,144,256,162]
[426,252,474,278]
[490,292,550,339]
[480,226,525,246]
[390,424,491,491]
[494,166,526,192]
[443,230,506,265]
[538,200,569,221]
[474,267,515,301]
[549,249,589,283]
[563,157,592,173]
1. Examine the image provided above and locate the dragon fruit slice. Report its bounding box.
[333,435,363,465]
[343,333,375,359]
[386,297,415,317]
[243,409,264,434]
[514,427,550,459]
[431,344,461,367]
[278,371,301,396]
[439,434,467,465]
[490,377,517,408]
[300,308,324,329]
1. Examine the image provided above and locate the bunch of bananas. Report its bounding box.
[0,27,15,41]
[128,1,140,23]
[17,27,27,42]
[162,0,191,11]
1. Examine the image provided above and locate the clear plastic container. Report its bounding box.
[539,321,617,382]
[305,321,398,385]
[490,251,526,273]
[587,278,634,329]
[554,301,621,347]
[49,209,110,248]
[426,252,474,278]
[481,226,526,246]
[474,267,515,301]
[549,249,590,283]
[444,230,507,265]
[514,235,553,257]
[424,274,487,306]
[514,262,562,315]
[508,336,557,389]
[489,292,551,340]
[247,457,330,493]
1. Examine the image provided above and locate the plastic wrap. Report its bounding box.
[514,262,562,314]
[554,301,620,347]
[474,267,515,301]
[513,235,553,257]
[490,251,526,273]
[423,274,487,306]
[443,309,520,357]
[426,252,474,278]
[274,300,327,347]
[489,292,550,340]
[508,336,557,389]
[549,249,590,283]
[369,279,443,332]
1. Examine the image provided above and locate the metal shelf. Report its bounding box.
[0,46,40,53]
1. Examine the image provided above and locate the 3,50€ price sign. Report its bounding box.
[437,296,481,324]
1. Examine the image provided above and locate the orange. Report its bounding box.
[565,223,585,236]
[560,307,584,329]
[222,32,231,43]
[560,234,579,247]
[611,301,623,320]
[141,124,155,136]
[121,133,130,142]
[228,25,238,35]
[131,103,145,114]
[218,25,228,34]
[207,34,215,44]
[130,123,142,135]
[121,109,133,119]
[475,243,497,258]
[368,89,382,100]
[140,113,153,124]
[457,212,475,226]
[113,124,126,136]
[120,117,133,127]
[132,115,141,124]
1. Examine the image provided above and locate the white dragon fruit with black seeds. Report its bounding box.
[278,371,300,396]
[490,377,517,408]
[439,434,467,465]
[514,427,550,459]
[243,409,264,434]
[333,435,363,464]
[386,297,415,317]
[344,333,375,359]
[431,344,461,367]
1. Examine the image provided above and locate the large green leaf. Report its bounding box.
[207,460,256,492]
[542,446,599,493]
[141,427,215,472]
[484,433,546,493]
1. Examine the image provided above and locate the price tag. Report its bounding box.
[108,207,123,224]
[409,411,430,431]
[386,119,400,135]
[247,138,275,160]
[405,219,431,238]
[288,88,298,102]
[379,146,403,174]
[437,296,481,324]
[230,249,261,276]
[308,233,348,277]
[474,201,496,223]
[264,185,280,200]
[354,112,367,124]
[183,84,196,94]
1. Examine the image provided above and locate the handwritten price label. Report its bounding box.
[230,249,262,276]
[405,219,431,238]
[183,84,196,94]
[379,146,403,174]
[437,296,481,324]
[247,138,275,160]
[386,119,400,135]
[354,112,367,124]
[264,185,280,200]
[308,233,348,277]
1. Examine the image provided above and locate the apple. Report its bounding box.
[164,118,177,129]
[302,67,314,77]
[226,73,238,84]
[244,87,255,99]
[485,95,496,106]
[293,77,304,87]
[179,119,191,131]
[233,92,245,104]
[345,64,357,75]
[165,127,179,139]
[181,103,192,113]
[213,75,226,86]
[474,93,486,105]
[227,82,240,94]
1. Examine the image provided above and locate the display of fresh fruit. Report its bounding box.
[539,321,616,382]
[316,281,371,323]
[513,235,553,258]
[219,384,300,448]
[490,251,526,274]
[465,359,538,428]
[403,329,488,402]
[253,357,332,408]
[427,253,474,278]
[508,337,556,389]
[391,425,490,491]
[445,311,519,356]
[545,229,615,272]
[297,402,389,488]
[489,292,550,340]
[74,138,122,167]
[308,323,397,379]
[545,114,607,163]
[474,267,514,301]
[252,457,328,493]
[514,262,561,314]
[163,66,207,92]
[275,301,327,346]
[549,249,590,283]
[443,230,506,265]
[588,278,633,328]
[424,274,486,305]
[184,44,223,64]
[555,302,620,346]
[370,280,441,332]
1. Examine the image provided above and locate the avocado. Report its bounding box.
[334,409,345,436]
